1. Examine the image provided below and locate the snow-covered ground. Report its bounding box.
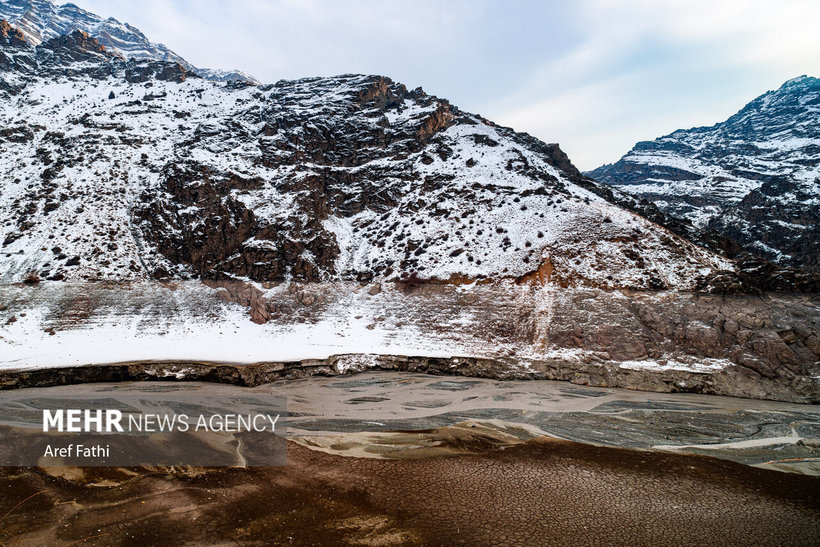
[619,358,730,374]
[0,280,723,371]
[0,281,516,369]
[0,303,455,369]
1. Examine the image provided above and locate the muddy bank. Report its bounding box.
[3,375,818,474]
[0,353,817,404]
[0,439,818,546]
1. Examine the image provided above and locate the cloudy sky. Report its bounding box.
[79,0,820,170]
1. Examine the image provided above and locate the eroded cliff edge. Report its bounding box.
[1,281,816,403]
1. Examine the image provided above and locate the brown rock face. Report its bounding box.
[38,29,109,60]
[135,162,339,281]
[0,20,35,79]
[133,76,470,282]
[0,19,26,47]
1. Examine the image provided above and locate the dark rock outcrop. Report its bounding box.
[0,18,26,47]
[135,162,335,281]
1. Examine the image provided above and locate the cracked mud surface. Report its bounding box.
[0,439,818,546]
[0,374,818,545]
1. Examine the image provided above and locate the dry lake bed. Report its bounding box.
[0,372,818,545]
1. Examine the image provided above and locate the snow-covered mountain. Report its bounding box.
[0,0,256,82]
[589,76,820,272]
[1,18,818,402]
[0,20,736,291]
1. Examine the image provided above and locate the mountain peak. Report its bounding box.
[0,31,732,290]
[588,75,820,272]
[782,74,812,86]
[0,0,257,82]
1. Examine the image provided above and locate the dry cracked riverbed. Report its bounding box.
[0,373,819,545]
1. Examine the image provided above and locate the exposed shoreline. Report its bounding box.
[3,282,818,405]
[3,373,818,475]
[0,353,817,404]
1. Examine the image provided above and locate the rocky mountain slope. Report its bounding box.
[1,18,817,403]
[0,20,732,291]
[589,76,820,272]
[0,0,255,82]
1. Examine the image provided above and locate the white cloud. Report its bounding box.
[483,0,820,169]
[77,0,820,170]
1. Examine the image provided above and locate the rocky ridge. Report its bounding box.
[589,76,820,272]
[0,0,255,82]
